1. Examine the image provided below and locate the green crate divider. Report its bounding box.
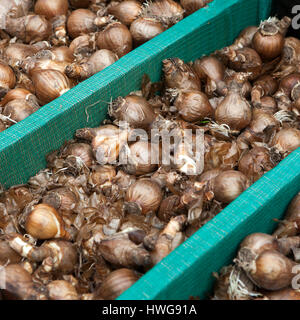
[0,0,281,300]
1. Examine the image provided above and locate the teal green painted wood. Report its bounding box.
[0,0,279,300]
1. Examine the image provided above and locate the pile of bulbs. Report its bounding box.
[1,15,300,300]
[0,0,212,132]
[213,192,300,300]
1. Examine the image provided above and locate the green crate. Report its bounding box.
[0,0,282,300]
